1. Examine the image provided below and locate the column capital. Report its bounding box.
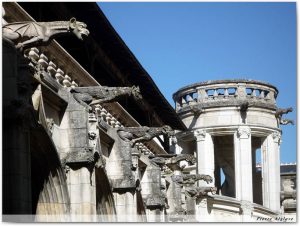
[193,129,206,141]
[237,126,251,139]
[272,131,282,144]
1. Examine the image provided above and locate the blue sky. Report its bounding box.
[98,2,296,163]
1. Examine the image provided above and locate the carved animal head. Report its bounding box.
[69,17,89,40]
[131,86,143,100]
[162,125,175,136]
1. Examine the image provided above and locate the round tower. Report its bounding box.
[173,79,282,218]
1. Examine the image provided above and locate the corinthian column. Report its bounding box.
[234,126,253,202]
[193,129,214,187]
[261,131,281,212]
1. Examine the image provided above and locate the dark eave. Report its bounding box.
[18,2,187,131]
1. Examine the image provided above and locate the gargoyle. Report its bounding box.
[148,154,196,168]
[185,186,217,198]
[117,125,174,147]
[275,107,293,118]
[3,18,89,50]
[280,118,294,125]
[71,85,142,109]
[172,174,213,185]
[275,107,293,127]
[239,100,249,112]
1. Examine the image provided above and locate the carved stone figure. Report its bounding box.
[189,105,203,116]
[71,85,142,109]
[239,100,249,112]
[117,125,174,147]
[280,118,294,125]
[185,186,217,198]
[148,154,196,168]
[172,174,213,185]
[275,107,293,118]
[3,18,89,49]
[275,107,293,127]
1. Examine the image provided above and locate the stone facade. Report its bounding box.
[2,2,296,223]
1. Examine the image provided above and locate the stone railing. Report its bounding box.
[173,79,278,112]
[26,47,79,88]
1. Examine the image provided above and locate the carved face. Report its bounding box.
[131,86,143,100]
[69,18,90,40]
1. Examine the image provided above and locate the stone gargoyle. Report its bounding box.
[71,85,142,110]
[117,125,174,147]
[275,107,293,119]
[280,118,294,125]
[185,186,217,199]
[171,174,213,185]
[275,107,293,126]
[148,154,196,169]
[189,105,203,116]
[3,17,89,50]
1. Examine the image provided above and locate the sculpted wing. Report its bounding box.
[3,22,44,37]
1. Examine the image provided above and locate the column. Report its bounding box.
[234,126,253,202]
[193,129,214,187]
[261,131,281,212]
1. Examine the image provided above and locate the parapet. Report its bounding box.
[173,79,278,113]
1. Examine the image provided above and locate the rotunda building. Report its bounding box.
[173,79,285,221]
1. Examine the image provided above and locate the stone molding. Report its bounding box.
[240,200,253,215]
[237,126,251,139]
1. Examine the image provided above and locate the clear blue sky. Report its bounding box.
[98,2,296,163]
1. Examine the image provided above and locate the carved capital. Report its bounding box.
[193,129,206,141]
[237,126,251,139]
[272,131,282,144]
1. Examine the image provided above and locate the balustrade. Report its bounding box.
[173,80,278,111]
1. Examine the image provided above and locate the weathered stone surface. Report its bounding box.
[3,18,89,50]
[117,125,174,147]
[71,85,142,109]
